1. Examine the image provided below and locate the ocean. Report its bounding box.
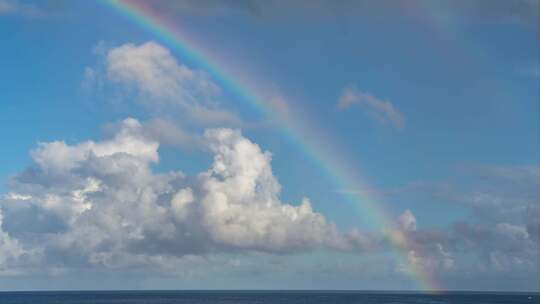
[0,291,537,304]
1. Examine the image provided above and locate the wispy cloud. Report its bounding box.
[337,86,405,129]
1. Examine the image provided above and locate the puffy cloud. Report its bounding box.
[0,209,23,268]
[198,128,349,252]
[0,118,366,273]
[32,118,159,173]
[106,42,219,103]
[2,115,537,282]
[337,86,405,129]
[0,208,40,276]
[140,118,202,150]
[85,42,241,126]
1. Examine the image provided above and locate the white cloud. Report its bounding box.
[84,41,241,126]
[0,118,368,273]
[31,118,159,173]
[106,42,219,103]
[0,209,23,262]
[337,86,405,129]
[141,118,202,150]
[2,193,31,201]
[1,118,538,282]
[0,208,37,276]
[198,128,350,252]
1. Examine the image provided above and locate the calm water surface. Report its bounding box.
[0,291,537,304]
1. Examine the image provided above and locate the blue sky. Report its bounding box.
[0,0,539,291]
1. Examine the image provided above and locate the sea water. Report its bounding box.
[0,290,537,304]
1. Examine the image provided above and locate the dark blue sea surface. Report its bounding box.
[0,291,537,304]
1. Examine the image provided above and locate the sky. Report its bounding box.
[0,0,539,292]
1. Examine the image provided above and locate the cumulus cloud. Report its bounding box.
[1,121,537,284]
[0,208,41,276]
[0,209,25,274]
[337,86,405,129]
[84,42,241,126]
[141,118,202,150]
[106,42,218,102]
[198,128,356,252]
[0,118,369,273]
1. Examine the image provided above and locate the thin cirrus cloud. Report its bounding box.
[337,86,405,129]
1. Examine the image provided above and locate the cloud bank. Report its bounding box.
[375,167,540,284]
[3,119,536,288]
[0,118,370,273]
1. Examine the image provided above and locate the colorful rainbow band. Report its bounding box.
[100,0,441,291]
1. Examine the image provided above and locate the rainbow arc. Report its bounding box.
[100,0,442,291]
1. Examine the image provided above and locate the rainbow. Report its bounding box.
[99,0,442,291]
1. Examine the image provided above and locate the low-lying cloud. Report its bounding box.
[0,118,370,273]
